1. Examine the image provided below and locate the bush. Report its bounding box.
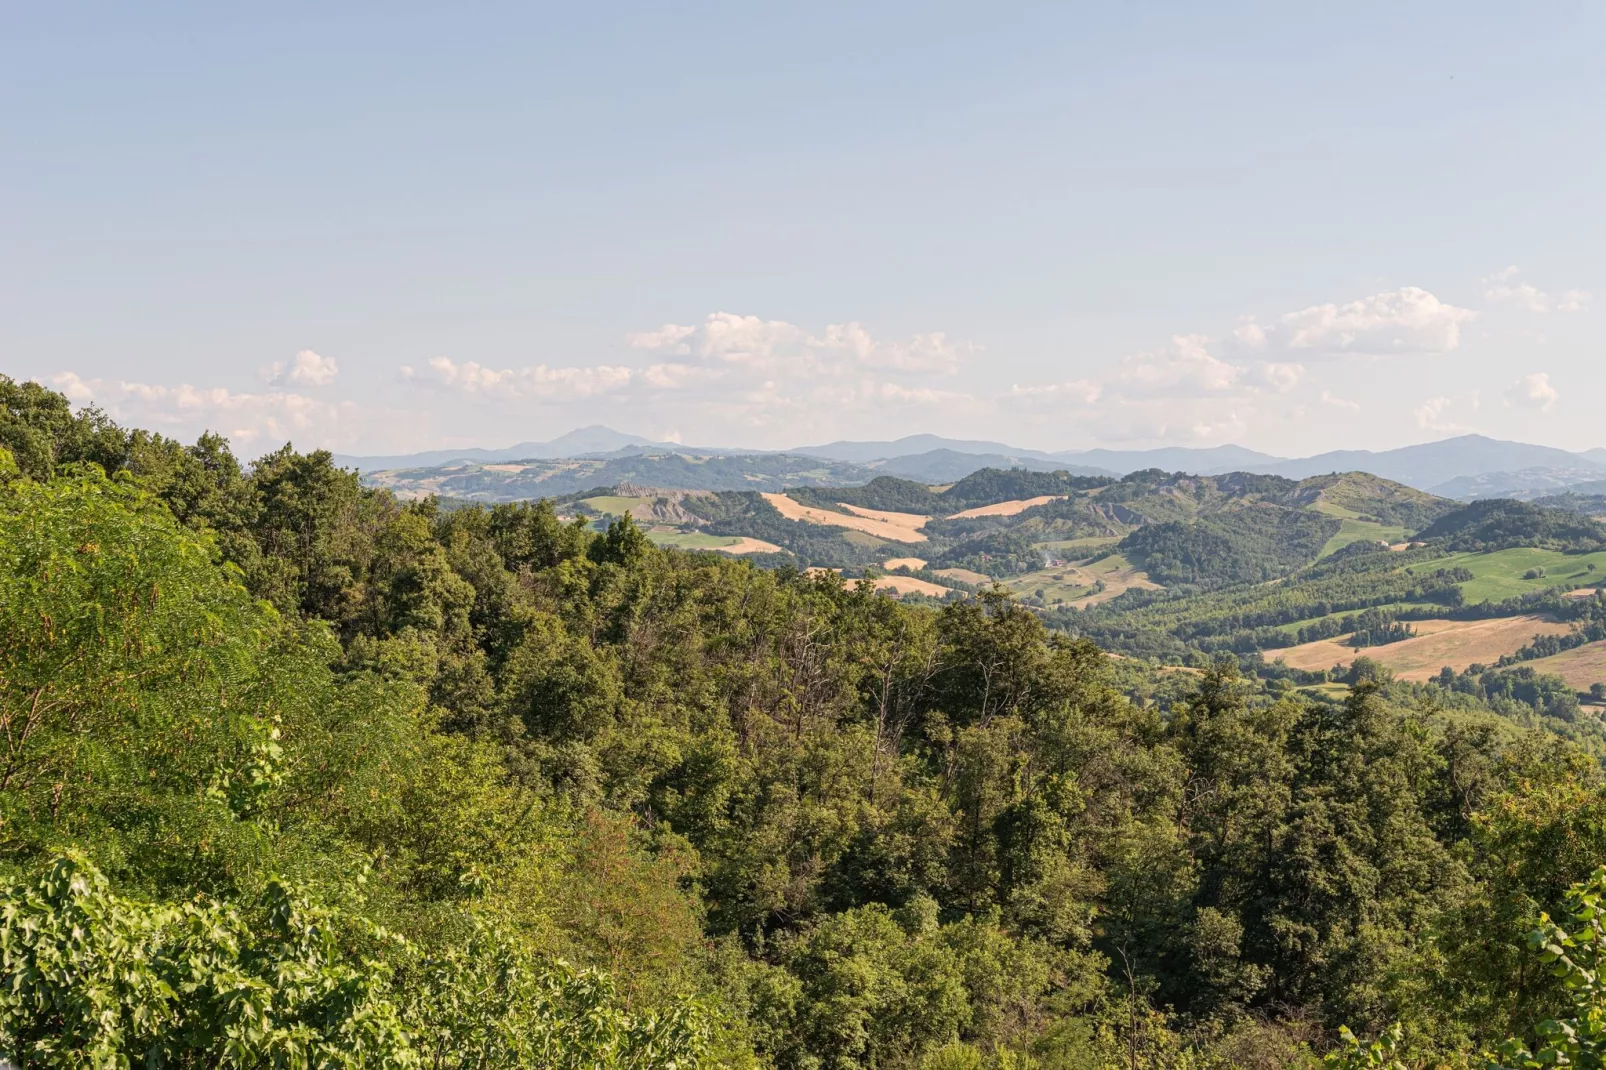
[0,855,715,1068]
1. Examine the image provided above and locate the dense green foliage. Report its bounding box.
[4,377,1606,1068]
[1415,499,1606,551]
[1116,505,1340,587]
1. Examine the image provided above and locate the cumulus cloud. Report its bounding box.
[380,282,1489,448]
[1270,286,1477,354]
[1255,362,1305,391]
[398,312,978,448]
[1116,335,1244,396]
[1504,371,1559,411]
[262,349,339,386]
[625,313,966,375]
[624,324,696,354]
[52,371,367,448]
[1482,266,1591,313]
[404,356,634,399]
[1004,379,1103,410]
[1412,396,1471,433]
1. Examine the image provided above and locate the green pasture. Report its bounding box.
[1438,546,1606,603]
[581,495,654,515]
[644,530,742,551]
[1318,518,1409,558]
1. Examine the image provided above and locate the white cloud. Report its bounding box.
[642,362,724,390]
[873,381,973,405]
[624,313,966,375]
[1412,396,1470,433]
[689,313,809,366]
[1274,286,1476,354]
[262,349,339,386]
[405,356,634,399]
[1004,379,1103,410]
[1116,335,1244,396]
[1504,372,1559,411]
[52,371,367,448]
[1254,361,1305,392]
[1482,267,1591,313]
[624,324,696,354]
[1319,390,1361,412]
[1232,320,1268,348]
[815,323,964,374]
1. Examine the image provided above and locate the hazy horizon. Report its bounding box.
[7,4,1603,456]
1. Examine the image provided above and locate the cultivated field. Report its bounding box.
[883,557,929,571]
[933,567,992,586]
[801,567,953,598]
[583,494,655,516]
[1006,554,1159,610]
[717,536,785,554]
[946,495,1066,519]
[1269,614,1573,680]
[761,493,930,543]
[1525,640,1606,690]
[868,575,954,598]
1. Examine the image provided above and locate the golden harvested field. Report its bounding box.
[1069,560,1159,609]
[718,537,784,555]
[934,567,993,586]
[1268,615,1573,680]
[869,575,953,598]
[1524,640,1606,689]
[883,557,928,571]
[761,493,930,543]
[946,495,1065,519]
[800,567,953,598]
[482,463,527,472]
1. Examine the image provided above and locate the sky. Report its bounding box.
[4,2,1604,458]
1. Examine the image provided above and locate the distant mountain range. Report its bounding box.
[331,426,674,471]
[336,429,1606,499]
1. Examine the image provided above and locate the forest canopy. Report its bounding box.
[3,374,1606,1068]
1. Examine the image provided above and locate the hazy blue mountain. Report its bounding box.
[334,425,664,471]
[1429,466,1606,501]
[1248,435,1606,489]
[1051,444,1284,474]
[791,434,1058,463]
[873,449,1111,482]
[341,428,1606,495]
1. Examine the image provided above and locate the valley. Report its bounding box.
[392,455,1606,694]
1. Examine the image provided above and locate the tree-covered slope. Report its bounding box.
[1116,502,1342,586]
[1416,498,1606,551]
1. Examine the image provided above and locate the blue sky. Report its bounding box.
[4,2,1603,456]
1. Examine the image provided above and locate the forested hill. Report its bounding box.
[7,373,1606,1068]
